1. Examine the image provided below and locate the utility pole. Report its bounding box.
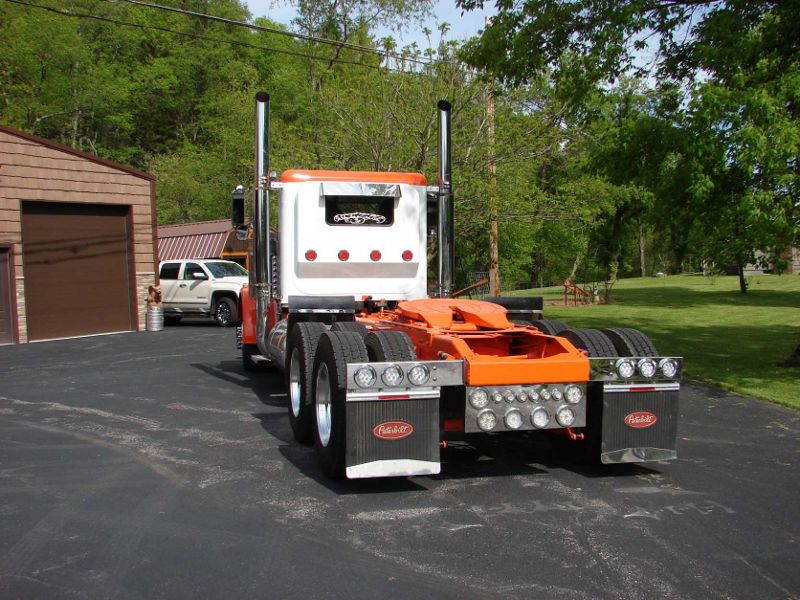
[486,16,501,297]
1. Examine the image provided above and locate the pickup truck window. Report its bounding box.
[160,263,180,279]
[184,262,205,280]
[206,262,247,278]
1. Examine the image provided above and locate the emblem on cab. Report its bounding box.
[373,421,413,440]
[624,411,657,428]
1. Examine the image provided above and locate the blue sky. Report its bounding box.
[243,0,496,49]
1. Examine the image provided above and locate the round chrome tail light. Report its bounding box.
[564,384,583,404]
[659,358,679,378]
[531,407,549,428]
[407,364,429,386]
[556,407,576,427]
[477,410,497,431]
[354,366,377,388]
[638,358,658,379]
[504,409,524,430]
[381,365,403,386]
[615,359,636,379]
[469,388,489,409]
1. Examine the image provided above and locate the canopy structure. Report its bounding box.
[157,219,248,264]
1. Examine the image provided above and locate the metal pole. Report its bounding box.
[437,100,454,298]
[254,92,271,350]
[254,92,270,289]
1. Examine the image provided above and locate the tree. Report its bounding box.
[459,0,799,292]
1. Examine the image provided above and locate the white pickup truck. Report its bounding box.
[158,259,248,326]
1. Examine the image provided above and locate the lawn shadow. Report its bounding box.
[608,286,799,309]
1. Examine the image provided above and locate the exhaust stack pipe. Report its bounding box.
[254,92,271,289]
[436,100,454,298]
[253,92,271,351]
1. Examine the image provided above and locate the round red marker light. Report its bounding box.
[338,249,350,261]
[402,250,413,261]
[305,249,317,261]
[370,250,381,261]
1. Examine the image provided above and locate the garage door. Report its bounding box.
[21,202,134,341]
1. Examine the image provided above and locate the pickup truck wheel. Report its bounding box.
[312,332,368,478]
[285,322,327,444]
[213,297,239,327]
[364,331,417,362]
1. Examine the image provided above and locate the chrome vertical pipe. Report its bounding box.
[254,92,271,350]
[254,92,270,289]
[436,100,454,298]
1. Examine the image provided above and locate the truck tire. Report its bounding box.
[330,321,369,337]
[364,331,417,362]
[214,297,239,327]
[242,343,259,372]
[550,328,616,463]
[558,328,617,357]
[285,322,328,444]
[601,327,658,357]
[312,331,368,478]
[532,319,568,335]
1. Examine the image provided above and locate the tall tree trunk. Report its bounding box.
[486,79,500,296]
[639,221,646,278]
[568,252,581,280]
[738,263,748,294]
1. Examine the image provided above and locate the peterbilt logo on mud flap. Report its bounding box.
[372,421,414,440]
[625,412,658,428]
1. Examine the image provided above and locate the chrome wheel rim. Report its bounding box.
[289,348,301,418]
[216,302,231,325]
[315,362,331,447]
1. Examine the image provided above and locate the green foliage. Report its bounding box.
[0,0,795,299]
[459,0,799,293]
[524,275,800,409]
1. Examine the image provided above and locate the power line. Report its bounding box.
[3,0,426,74]
[114,0,430,65]
[109,0,435,68]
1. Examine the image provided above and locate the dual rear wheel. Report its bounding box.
[286,322,418,478]
[550,327,659,462]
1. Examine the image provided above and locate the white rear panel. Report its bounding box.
[279,181,428,303]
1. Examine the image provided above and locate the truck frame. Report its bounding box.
[234,92,682,479]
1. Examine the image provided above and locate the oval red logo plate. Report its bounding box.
[373,421,414,440]
[624,411,657,428]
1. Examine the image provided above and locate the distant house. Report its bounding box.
[781,247,800,274]
[742,248,800,275]
[157,219,248,268]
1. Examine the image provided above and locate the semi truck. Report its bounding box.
[233,92,681,479]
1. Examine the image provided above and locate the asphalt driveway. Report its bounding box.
[1,326,798,599]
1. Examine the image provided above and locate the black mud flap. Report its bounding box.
[600,384,679,464]
[346,393,440,479]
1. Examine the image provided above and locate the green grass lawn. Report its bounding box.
[502,274,800,409]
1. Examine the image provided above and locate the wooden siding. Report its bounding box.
[0,128,157,342]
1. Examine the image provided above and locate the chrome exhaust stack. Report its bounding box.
[436,100,454,298]
[254,92,271,351]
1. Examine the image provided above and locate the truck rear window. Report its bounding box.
[325,196,394,226]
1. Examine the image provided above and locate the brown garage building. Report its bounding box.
[0,125,158,343]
